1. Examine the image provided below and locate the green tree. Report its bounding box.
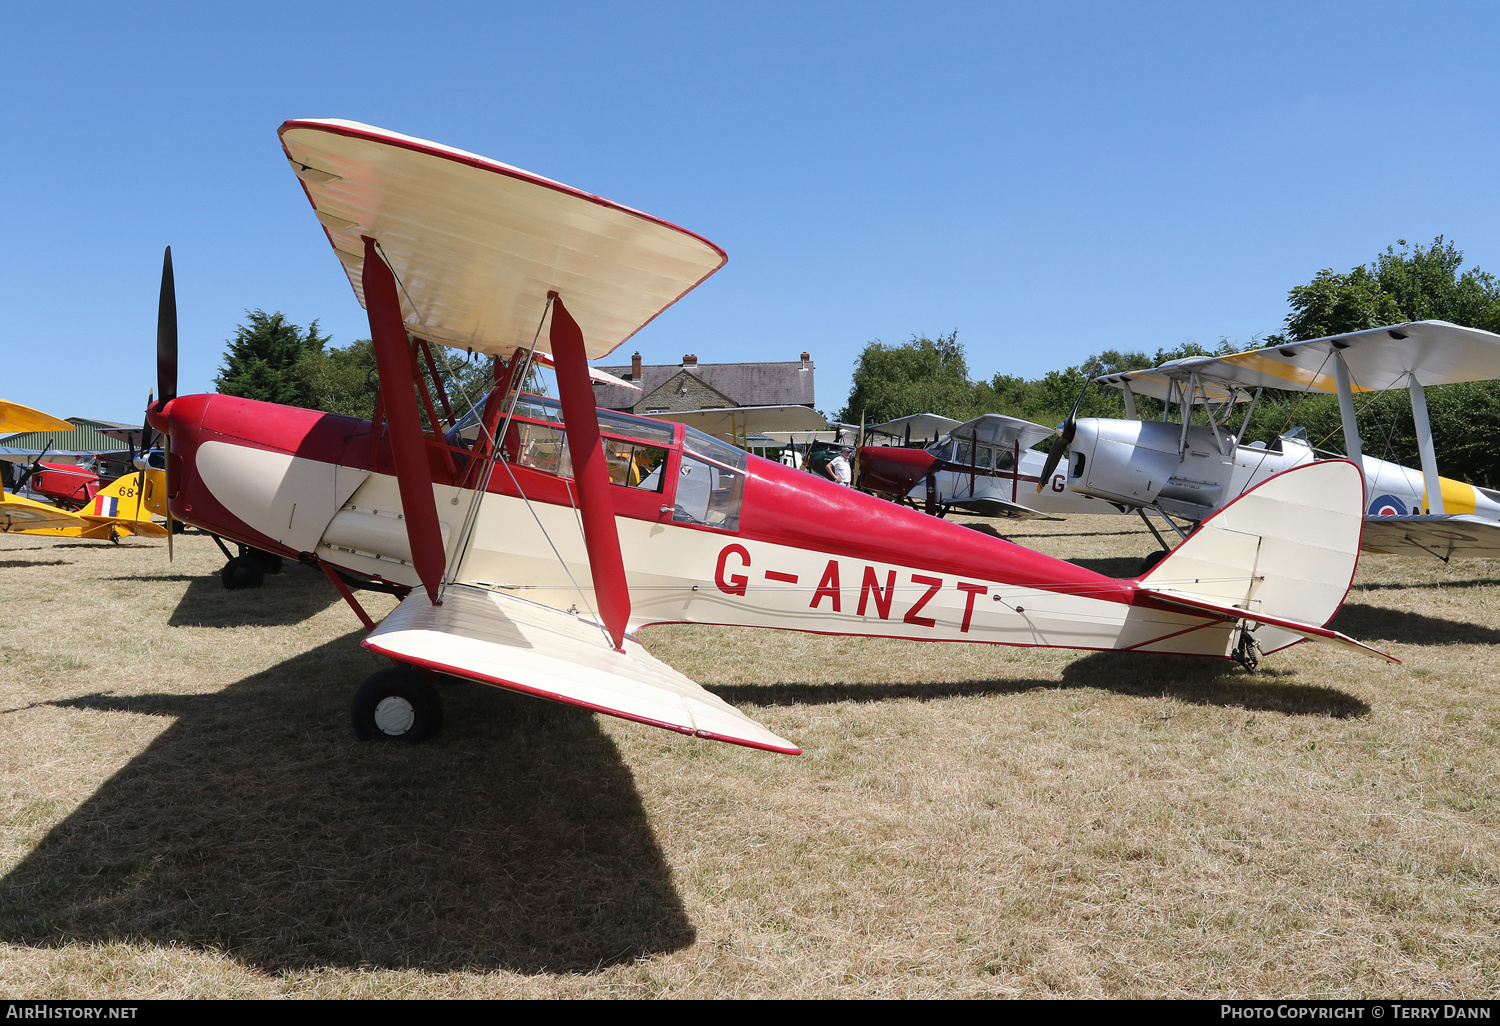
[298,338,507,426]
[1283,265,1404,341]
[297,339,380,419]
[215,310,332,405]
[1284,237,1500,341]
[839,331,977,424]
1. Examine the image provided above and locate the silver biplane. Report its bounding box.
[1045,322,1500,562]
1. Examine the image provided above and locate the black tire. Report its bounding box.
[221,555,265,590]
[351,667,443,743]
[1138,548,1169,575]
[251,549,284,574]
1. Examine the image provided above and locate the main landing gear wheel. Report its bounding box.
[351,667,443,744]
[214,539,281,589]
[221,554,265,590]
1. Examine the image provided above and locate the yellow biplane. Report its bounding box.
[0,399,169,542]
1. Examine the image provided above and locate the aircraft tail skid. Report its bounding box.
[1133,459,1391,660]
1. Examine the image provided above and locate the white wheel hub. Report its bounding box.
[373,695,416,735]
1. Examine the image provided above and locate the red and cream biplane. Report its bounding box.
[146,119,1393,753]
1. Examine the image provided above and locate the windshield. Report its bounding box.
[673,427,747,531]
[446,393,678,451]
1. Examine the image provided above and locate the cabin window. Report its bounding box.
[955,441,973,466]
[516,421,572,477]
[672,426,747,531]
[976,445,992,470]
[994,449,1015,471]
[603,438,669,492]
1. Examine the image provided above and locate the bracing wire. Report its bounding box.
[370,246,604,636]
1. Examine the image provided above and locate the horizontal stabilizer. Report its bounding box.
[364,584,800,754]
[1361,514,1500,560]
[1137,585,1397,663]
[80,515,169,538]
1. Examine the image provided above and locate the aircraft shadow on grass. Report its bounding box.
[711,649,1369,719]
[1327,602,1500,647]
[0,633,693,974]
[1353,577,1500,593]
[166,565,345,628]
[1063,556,1148,578]
[54,542,159,550]
[0,558,70,569]
[104,574,201,584]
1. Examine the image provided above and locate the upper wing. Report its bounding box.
[865,412,963,441]
[1097,321,1500,401]
[364,584,801,754]
[0,400,73,435]
[0,447,117,463]
[1361,514,1500,559]
[647,405,829,438]
[947,413,1057,452]
[279,119,727,361]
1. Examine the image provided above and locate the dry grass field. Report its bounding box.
[1,515,1498,998]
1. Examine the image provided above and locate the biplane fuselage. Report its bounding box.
[1068,415,1500,526]
[153,388,1271,656]
[28,461,102,508]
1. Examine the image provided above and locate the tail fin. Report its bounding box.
[1136,459,1393,661]
[80,469,170,538]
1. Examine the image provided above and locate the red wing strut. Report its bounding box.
[362,236,448,604]
[550,294,631,651]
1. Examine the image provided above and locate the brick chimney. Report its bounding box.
[631,351,642,379]
[682,353,697,366]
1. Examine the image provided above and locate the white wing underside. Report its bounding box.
[364,584,800,754]
[279,119,727,361]
[1097,321,1500,400]
[1361,514,1500,559]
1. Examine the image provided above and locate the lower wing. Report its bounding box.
[364,584,801,754]
[1361,514,1500,560]
[0,492,87,533]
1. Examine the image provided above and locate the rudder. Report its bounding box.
[1138,459,1365,653]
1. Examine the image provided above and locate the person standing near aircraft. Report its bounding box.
[827,447,852,485]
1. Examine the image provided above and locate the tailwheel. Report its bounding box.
[351,666,443,744]
[1232,628,1262,673]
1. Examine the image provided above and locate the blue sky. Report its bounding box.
[4,2,1498,424]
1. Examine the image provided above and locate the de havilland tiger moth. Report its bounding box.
[143,119,1393,753]
[1039,322,1500,563]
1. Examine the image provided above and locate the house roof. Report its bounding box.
[0,418,134,454]
[592,358,815,410]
